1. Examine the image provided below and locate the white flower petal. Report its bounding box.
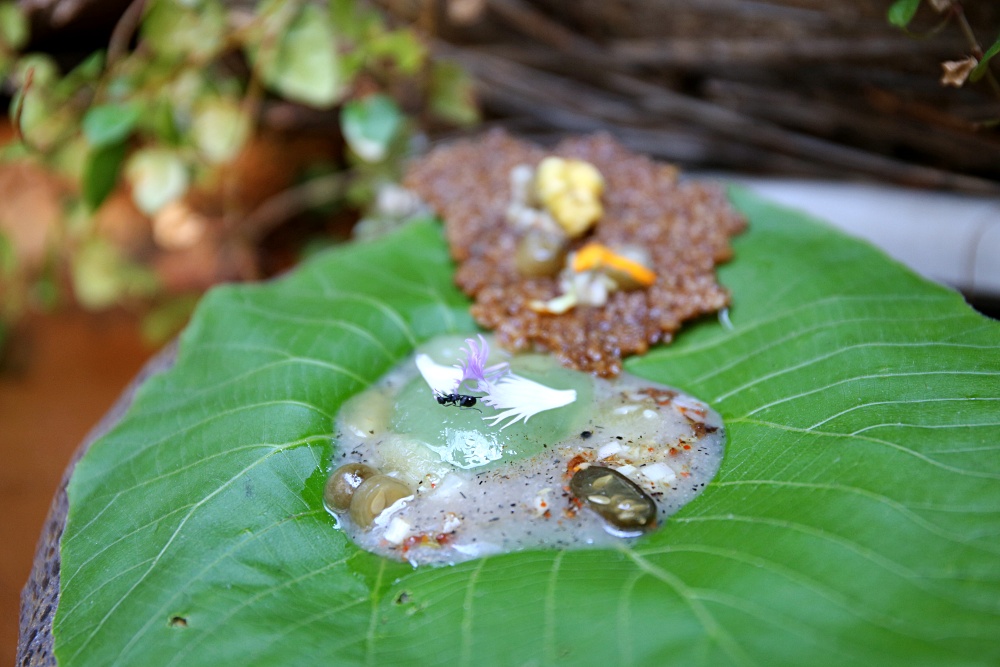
[481,373,576,430]
[482,408,527,429]
[415,353,463,395]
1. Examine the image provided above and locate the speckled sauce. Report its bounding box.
[325,335,725,566]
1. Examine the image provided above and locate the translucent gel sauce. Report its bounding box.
[324,335,725,566]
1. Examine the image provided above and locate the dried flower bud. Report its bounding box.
[928,0,952,13]
[940,56,978,87]
[447,0,486,25]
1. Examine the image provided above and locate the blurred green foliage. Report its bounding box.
[887,0,921,28]
[0,0,478,343]
[972,35,1000,81]
[341,93,402,162]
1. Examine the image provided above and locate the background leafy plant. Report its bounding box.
[54,191,1000,665]
[0,0,477,337]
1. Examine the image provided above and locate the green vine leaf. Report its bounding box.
[10,55,75,152]
[0,1,29,51]
[54,191,1000,665]
[887,0,921,28]
[82,141,127,211]
[366,28,426,76]
[70,238,158,309]
[341,94,403,163]
[82,103,142,148]
[970,34,1000,82]
[192,97,250,163]
[141,0,227,63]
[124,148,189,214]
[429,61,480,127]
[250,2,345,108]
[0,228,15,275]
[56,51,104,96]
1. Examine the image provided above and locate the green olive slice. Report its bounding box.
[324,463,378,513]
[570,466,656,533]
[515,228,567,277]
[349,475,413,528]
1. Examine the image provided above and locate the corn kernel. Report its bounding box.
[547,193,604,238]
[535,157,567,203]
[565,160,604,195]
[533,157,605,238]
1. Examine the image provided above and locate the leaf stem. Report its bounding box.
[107,0,148,69]
[951,2,1000,100]
[11,66,33,148]
[237,172,351,244]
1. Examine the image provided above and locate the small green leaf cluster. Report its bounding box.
[8,0,477,211]
[0,0,479,336]
[887,0,1000,86]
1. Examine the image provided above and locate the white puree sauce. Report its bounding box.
[325,335,725,566]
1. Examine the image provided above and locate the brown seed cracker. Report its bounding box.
[404,130,746,376]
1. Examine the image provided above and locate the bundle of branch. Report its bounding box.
[385,0,1000,194]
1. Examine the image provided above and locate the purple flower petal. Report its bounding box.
[455,334,509,392]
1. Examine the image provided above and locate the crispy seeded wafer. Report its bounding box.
[404,130,746,376]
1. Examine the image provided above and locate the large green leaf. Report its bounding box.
[54,190,1000,665]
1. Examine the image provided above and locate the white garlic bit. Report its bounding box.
[442,513,462,533]
[639,462,676,483]
[597,442,624,460]
[383,517,412,545]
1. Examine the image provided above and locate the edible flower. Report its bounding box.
[414,337,576,430]
[480,375,577,430]
[455,335,510,393]
[415,353,463,396]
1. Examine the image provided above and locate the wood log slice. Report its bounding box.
[17,344,177,667]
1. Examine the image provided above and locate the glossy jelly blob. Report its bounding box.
[324,335,725,566]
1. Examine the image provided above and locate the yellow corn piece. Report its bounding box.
[534,157,567,204]
[546,193,603,238]
[571,242,656,287]
[564,160,604,194]
[534,157,605,238]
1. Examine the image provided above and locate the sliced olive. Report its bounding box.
[569,466,656,533]
[515,228,567,277]
[349,475,413,528]
[324,463,378,513]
